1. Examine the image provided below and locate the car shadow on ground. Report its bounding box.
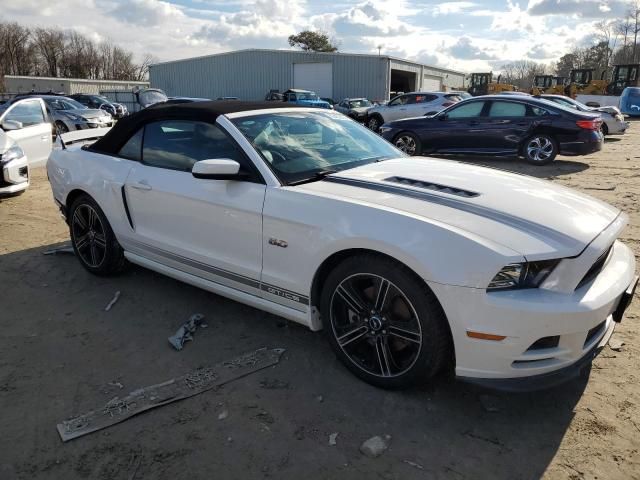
[0,241,592,479]
[428,154,590,179]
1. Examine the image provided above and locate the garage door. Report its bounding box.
[422,75,442,92]
[293,63,333,98]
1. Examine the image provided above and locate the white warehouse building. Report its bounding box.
[149,49,466,102]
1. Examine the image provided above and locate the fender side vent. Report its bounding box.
[385,176,480,198]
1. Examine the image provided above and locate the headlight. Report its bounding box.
[1,143,25,164]
[487,260,560,291]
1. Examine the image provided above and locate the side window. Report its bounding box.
[447,101,485,119]
[388,95,407,106]
[488,101,526,117]
[412,94,437,103]
[141,120,249,173]
[4,100,45,127]
[118,128,144,161]
[530,106,550,116]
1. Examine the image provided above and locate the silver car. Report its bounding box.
[37,96,114,133]
[334,98,373,122]
[366,92,462,131]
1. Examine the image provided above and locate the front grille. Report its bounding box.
[584,320,606,347]
[576,245,613,290]
[385,176,480,198]
[526,336,560,351]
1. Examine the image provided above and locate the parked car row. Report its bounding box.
[379,94,604,165]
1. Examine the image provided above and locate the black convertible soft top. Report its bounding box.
[90,100,300,155]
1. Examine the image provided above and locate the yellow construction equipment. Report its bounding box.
[566,69,608,97]
[530,75,566,95]
[605,64,640,95]
[467,73,517,96]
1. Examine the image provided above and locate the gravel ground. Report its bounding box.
[0,125,639,480]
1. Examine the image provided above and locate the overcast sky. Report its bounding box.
[2,0,623,71]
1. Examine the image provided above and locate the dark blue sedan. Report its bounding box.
[380,95,604,165]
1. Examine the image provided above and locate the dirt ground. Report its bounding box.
[1,126,639,480]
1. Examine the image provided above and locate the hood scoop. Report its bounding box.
[385,176,480,198]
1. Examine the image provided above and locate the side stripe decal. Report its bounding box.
[125,238,309,305]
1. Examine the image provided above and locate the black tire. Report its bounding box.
[367,114,383,132]
[393,132,421,156]
[69,194,126,276]
[601,122,609,136]
[55,121,69,134]
[320,254,451,389]
[522,134,557,165]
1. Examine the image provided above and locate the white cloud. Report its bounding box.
[109,0,185,26]
[430,2,477,16]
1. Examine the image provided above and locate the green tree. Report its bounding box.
[288,31,338,52]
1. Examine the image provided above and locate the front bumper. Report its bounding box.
[429,240,637,388]
[0,155,29,194]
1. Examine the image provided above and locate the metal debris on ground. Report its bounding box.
[259,379,289,389]
[104,291,121,312]
[584,185,616,191]
[56,347,285,442]
[329,432,338,446]
[43,245,75,255]
[217,409,229,420]
[168,313,207,351]
[403,460,424,470]
[609,338,625,351]
[360,435,391,458]
[108,381,124,389]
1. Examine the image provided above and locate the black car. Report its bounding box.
[380,95,603,165]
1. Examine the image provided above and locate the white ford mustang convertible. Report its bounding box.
[47,101,638,390]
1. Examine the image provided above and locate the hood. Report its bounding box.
[63,109,108,120]
[297,157,620,259]
[593,105,620,115]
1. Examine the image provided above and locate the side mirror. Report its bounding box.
[438,113,447,121]
[192,159,244,180]
[2,120,23,130]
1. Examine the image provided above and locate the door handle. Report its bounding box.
[130,182,152,191]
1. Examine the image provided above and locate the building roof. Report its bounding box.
[150,48,465,76]
[90,100,301,154]
[5,75,149,85]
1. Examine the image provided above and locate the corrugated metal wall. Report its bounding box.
[150,50,391,102]
[3,76,149,95]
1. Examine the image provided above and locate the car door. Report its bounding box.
[123,119,266,296]
[482,100,532,153]
[0,98,52,166]
[430,100,491,152]
[384,95,410,122]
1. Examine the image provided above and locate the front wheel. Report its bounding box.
[523,134,557,165]
[55,121,69,134]
[69,194,126,276]
[394,132,421,156]
[367,115,383,132]
[320,254,451,389]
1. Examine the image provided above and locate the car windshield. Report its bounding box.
[232,111,403,185]
[47,98,86,110]
[349,99,372,108]
[297,93,319,101]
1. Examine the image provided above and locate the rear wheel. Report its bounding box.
[523,134,557,165]
[394,132,421,156]
[69,194,126,276]
[55,121,69,134]
[320,254,451,389]
[601,123,609,136]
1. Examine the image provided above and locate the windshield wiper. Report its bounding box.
[287,169,338,186]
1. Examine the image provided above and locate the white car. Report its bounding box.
[539,94,629,136]
[47,103,638,390]
[366,92,462,131]
[0,97,52,194]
